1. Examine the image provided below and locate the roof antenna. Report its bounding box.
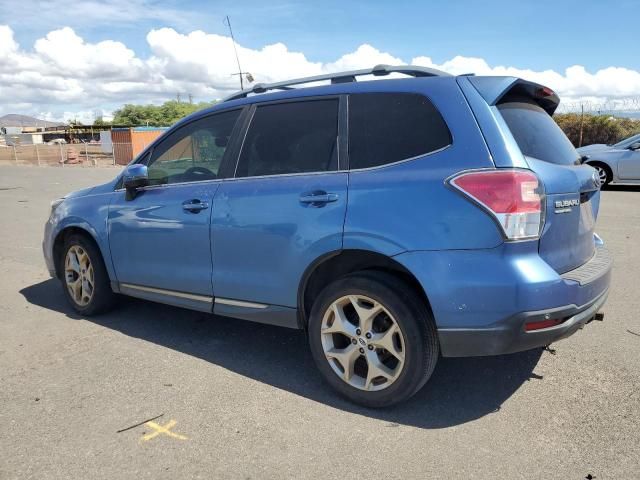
[224,15,252,90]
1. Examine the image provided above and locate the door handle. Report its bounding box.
[299,191,339,206]
[182,199,209,212]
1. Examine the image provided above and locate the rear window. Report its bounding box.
[348,93,451,169]
[498,98,580,165]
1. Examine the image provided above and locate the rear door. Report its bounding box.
[211,97,348,311]
[497,97,600,273]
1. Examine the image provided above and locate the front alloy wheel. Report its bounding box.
[321,295,405,391]
[60,234,116,315]
[65,245,94,306]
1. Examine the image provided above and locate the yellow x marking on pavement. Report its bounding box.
[140,420,188,442]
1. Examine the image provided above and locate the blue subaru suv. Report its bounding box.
[43,65,612,407]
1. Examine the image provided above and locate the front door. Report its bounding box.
[617,147,640,180]
[108,109,243,306]
[211,98,347,315]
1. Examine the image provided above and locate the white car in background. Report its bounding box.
[579,133,640,186]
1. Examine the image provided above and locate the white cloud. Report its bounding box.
[1,24,639,122]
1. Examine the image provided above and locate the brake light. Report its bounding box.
[525,318,562,331]
[450,169,544,240]
[537,86,556,98]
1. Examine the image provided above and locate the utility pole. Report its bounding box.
[188,93,193,104]
[578,103,585,148]
[224,15,245,90]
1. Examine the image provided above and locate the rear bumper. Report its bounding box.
[438,288,608,357]
[394,241,612,357]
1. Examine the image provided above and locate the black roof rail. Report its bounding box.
[222,64,451,102]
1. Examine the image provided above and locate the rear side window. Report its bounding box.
[235,99,338,178]
[498,98,580,165]
[348,93,451,169]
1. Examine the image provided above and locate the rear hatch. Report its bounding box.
[496,94,600,273]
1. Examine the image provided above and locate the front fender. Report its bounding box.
[46,192,116,281]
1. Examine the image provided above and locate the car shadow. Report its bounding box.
[20,279,544,429]
[603,184,640,192]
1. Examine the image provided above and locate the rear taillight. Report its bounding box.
[525,318,562,331]
[449,169,544,240]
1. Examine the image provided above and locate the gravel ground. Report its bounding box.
[0,165,638,480]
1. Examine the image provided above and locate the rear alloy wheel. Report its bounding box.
[309,272,439,407]
[61,234,116,315]
[321,294,406,391]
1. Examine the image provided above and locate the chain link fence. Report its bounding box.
[556,98,640,117]
[0,142,138,167]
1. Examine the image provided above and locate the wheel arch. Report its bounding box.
[586,160,614,182]
[52,225,105,279]
[297,249,433,329]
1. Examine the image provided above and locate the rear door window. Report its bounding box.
[235,99,339,178]
[348,92,451,169]
[498,97,580,165]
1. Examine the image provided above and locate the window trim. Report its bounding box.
[345,91,453,172]
[230,95,346,180]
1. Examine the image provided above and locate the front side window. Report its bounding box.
[146,109,241,185]
[235,99,339,178]
[348,93,452,169]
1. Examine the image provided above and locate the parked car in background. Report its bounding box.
[578,133,640,186]
[43,65,612,407]
[46,138,67,145]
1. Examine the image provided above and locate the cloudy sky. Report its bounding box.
[0,0,638,123]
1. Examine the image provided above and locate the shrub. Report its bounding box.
[554,113,640,147]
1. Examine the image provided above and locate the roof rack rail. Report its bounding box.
[222,64,451,102]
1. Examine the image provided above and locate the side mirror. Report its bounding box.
[123,164,149,201]
[629,142,640,151]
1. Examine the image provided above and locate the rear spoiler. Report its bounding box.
[467,76,560,115]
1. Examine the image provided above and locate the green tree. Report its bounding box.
[93,117,111,126]
[112,100,216,126]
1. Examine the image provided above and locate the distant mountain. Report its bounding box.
[0,114,62,128]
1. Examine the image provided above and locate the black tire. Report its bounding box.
[60,234,116,315]
[308,271,439,408]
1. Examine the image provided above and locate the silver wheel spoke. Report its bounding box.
[370,324,404,362]
[349,295,383,332]
[67,252,80,273]
[326,345,360,382]
[364,350,395,390]
[322,303,357,338]
[69,278,82,302]
[82,277,92,298]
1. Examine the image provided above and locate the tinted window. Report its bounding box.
[236,99,338,178]
[498,98,579,165]
[348,93,451,169]
[146,109,241,185]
